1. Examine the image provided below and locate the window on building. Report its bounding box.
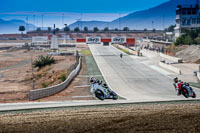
[192,18,196,24]
[187,19,191,25]
[182,10,186,15]
[192,9,196,14]
[187,10,191,15]
[182,19,186,25]
[197,18,200,24]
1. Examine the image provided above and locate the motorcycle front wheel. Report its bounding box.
[95,90,105,100]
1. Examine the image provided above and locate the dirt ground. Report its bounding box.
[0,102,200,133]
[0,47,78,103]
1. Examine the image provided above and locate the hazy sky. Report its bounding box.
[0,0,170,27]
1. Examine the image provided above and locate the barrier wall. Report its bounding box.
[160,53,183,63]
[117,44,136,55]
[28,57,82,100]
[197,72,200,81]
[159,62,181,75]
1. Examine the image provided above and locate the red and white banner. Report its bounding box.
[86,37,101,44]
[111,37,126,44]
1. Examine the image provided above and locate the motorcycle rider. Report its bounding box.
[173,77,182,96]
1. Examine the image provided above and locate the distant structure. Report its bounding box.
[51,24,59,50]
[175,1,200,38]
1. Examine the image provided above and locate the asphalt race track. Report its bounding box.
[89,44,200,102]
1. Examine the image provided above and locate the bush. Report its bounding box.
[195,33,200,44]
[184,35,193,45]
[33,55,56,69]
[41,82,48,88]
[59,74,67,82]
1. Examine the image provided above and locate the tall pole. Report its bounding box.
[62,14,64,30]
[26,16,29,33]
[29,45,34,90]
[81,13,83,31]
[163,15,165,30]
[119,13,121,30]
[33,15,36,30]
[152,21,154,30]
[42,15,44,30]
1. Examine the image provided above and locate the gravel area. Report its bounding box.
[0,102,200,133]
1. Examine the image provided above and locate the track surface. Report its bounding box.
[89,44,200,101]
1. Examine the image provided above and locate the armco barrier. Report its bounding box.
[159,62,181,75]
[28,57,82,100]
[160,53,183,63]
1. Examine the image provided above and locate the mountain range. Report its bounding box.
[0,0,198,34]
[69,0,197,30]
[0,19,35,34]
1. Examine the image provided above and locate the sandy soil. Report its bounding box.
[0,102,200,133]
[0,48,77,103]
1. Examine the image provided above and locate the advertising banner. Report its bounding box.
[111,37,126,44]
[86,37,101,44]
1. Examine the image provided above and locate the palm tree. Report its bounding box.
[84,27,88,32]
[36,27,41,33]
[123,27,129,31]
[104,27,109,31]
[74,27,80,32]
[48,27,52,32]
[56,28,60,32]
[19,26,25,37]
[64,26,70,32]
[93,27,99,32]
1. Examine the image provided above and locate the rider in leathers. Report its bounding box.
[173,77,182,95]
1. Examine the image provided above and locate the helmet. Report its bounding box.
[90,77,96,84]
[174,77,178,83]
[102,83,108,88]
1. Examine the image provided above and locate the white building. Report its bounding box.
[175,3,200,38]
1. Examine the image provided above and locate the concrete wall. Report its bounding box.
[116,44,136,55]
[159,62,181,75]
[160,53,182,63]
[197,72,200,81]
[28,57,82,100]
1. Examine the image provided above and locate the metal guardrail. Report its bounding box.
[28,56,82,100]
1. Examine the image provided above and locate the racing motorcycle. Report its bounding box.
[90,77,118,100]
[175,82,196,98]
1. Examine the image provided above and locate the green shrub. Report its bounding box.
[41,82,48,88]
[33,55,56,69]
[59,74,67,82]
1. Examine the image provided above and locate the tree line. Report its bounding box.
[19,25,156,33]
[175,28,200,46]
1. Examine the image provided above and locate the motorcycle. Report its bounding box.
[90,78,118,100]
[175,82,196,98]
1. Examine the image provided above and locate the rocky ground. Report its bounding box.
[0,102,200,133]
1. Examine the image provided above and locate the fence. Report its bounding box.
[28,56,82,100]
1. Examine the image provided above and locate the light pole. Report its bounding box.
[29,44,34,90]
[152,21,154,30]
[76,19,81,30]
[42,15,44,30]
[62,14,64,30]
